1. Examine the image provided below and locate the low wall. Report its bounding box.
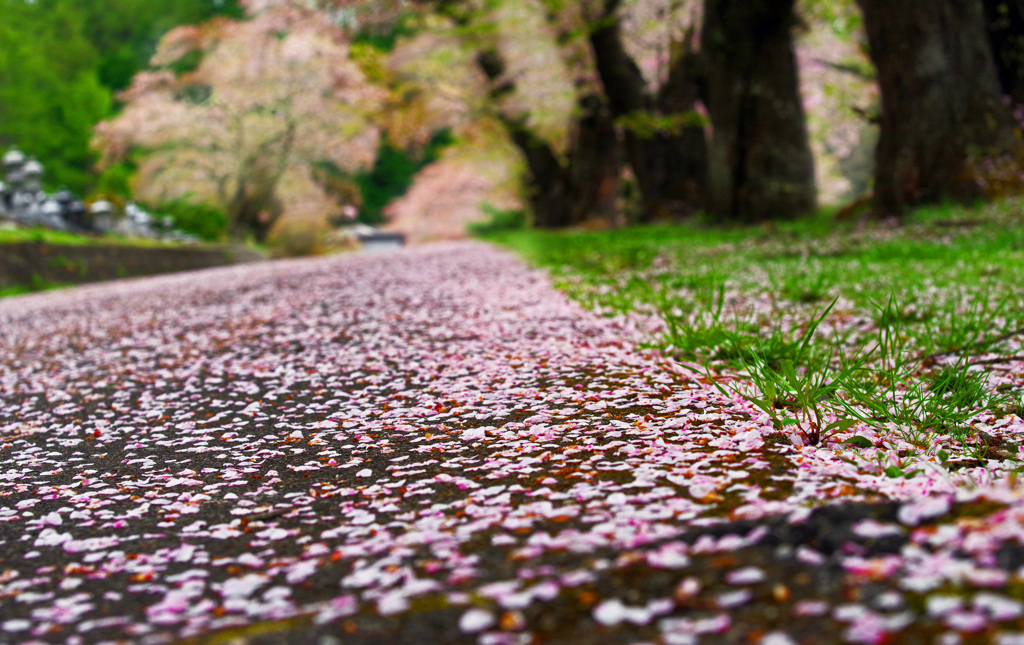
[0,242,265,290]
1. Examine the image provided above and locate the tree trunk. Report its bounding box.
[589,0,706,221]
[498,98,619,229]
[701,0,816,222]
[228,157,281,243]
[477,51,620,229]
[858,0,1024,217]
[568,94,621,226]
[982,0,1024,106]
[423,0,621,228]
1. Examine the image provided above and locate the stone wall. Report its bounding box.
[0,242,265,290]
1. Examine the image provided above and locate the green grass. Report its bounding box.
[482,196,1024,460]
[0,227,101,246]
[0,285,33,298]
[0,226,209,248]
[0,276,69,298]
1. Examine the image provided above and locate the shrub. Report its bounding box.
[267,220,330,258]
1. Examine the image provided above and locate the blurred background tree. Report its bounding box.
[93,4,385,243]
[702,0,817,222]
[858,0,1024,217]
[589,0,707,222]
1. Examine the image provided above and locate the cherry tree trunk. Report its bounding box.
[858,0,1024,217]
[226,159,283,243]
[982,0,1024,106]
[501,97,620,229]
[590,0,706,221]
[477,51,620,229]
[701,0,816,222]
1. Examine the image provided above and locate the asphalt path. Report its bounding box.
[1,242,1023,645]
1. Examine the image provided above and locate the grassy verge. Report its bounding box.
[482,198,1024,472]
[0,279,69,299]
[0,226,190,248]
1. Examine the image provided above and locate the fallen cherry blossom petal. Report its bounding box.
[459,608,495,633]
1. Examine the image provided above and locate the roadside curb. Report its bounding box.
[0,241,265,290]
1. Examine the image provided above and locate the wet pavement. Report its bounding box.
[1,242,1023,645]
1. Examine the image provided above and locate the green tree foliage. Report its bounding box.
[44,0,245,92]
[0,0,243,194]
[0,0,110,192]
[94,160,135,198]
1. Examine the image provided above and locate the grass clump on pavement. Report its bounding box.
[483,197,1024,466]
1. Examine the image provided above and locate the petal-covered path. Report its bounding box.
[1,242,1024,645]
